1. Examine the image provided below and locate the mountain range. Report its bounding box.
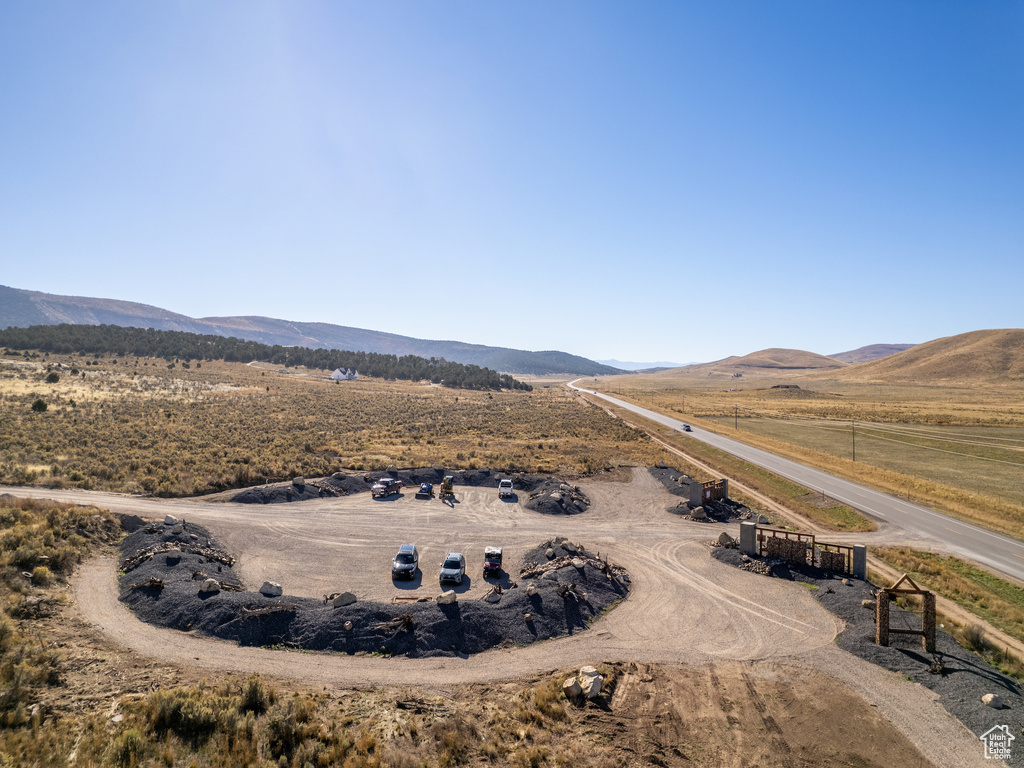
[7,285,1008,384]
[0,285,620,376]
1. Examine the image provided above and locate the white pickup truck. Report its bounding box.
[498,479,514,498]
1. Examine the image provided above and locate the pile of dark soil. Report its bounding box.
[712,547,1024,763]
[231,468,563,506]
[648,466,694,498]
[649,467,754,522]
[118,522,629,659]
[523,479,590,515]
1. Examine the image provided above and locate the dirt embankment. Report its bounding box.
[118,521,626,658]
[229,468,591,514]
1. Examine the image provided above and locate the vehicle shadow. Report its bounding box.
[372,493,405,502]
[482,571,514,589]
[499,493,519,503]
[439,496,461,509]
[440,575,472,594]
[392,571,423,590]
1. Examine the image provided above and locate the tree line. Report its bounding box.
[0,324,532,391]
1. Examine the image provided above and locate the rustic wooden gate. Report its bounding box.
[876,574,936,653]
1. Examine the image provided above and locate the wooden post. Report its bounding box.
[923,592,936,653]
[876,591,890,647]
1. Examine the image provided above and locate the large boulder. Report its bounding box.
[292,476,305,487]
[437,590,457,605]
[164,515,178,526]
[164,549,182,564]
[690,506,707,520]
[260,581,283,597]
[199,579,220,594]
[562,677,582,700]
[578,666,604,699]
[332,592,357,607]
[983,693,1005,709]
[717,532,736,547]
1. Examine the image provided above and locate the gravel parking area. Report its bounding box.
[118,520,628,658]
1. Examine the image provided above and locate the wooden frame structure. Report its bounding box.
[876,574,936,653]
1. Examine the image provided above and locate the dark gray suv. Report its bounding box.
[391,544,419,580]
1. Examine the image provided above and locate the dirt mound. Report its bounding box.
[648,467,754,521]
[231,468,560,505]
[118,522,629,658]
[711,547,1024,761]
[522,480,590,515]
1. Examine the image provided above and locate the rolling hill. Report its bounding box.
[665,348,848,378]
[825,329,1024,384]
[828,343,916,364]
[0,285,620,376]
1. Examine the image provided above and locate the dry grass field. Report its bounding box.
[591,367,1024,538]
[0,354,672,496]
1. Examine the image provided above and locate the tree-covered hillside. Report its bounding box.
[0,324,532,390]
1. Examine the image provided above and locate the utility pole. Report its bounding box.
[735,406,738,430]
[852,419,856,462]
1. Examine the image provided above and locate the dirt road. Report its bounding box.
[4,471,995,766]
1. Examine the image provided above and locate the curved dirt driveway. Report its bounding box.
[5,471,993,766]
[70,470,840,684]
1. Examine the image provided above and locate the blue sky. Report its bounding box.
[1,2,1022,363]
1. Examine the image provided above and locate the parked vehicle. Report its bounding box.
[439,475,455,498]
[498,479,514,498]
[415,482,433,499]
[483,546,503,577]
[681,424,692,432]
[372,477,401,498]
[439,552,466,585]
[391,544,419,580]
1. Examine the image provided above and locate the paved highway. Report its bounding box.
[569,381,1024,583]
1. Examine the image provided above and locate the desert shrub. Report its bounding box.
[239,674,273,714]
[109,728,145,768]
[433,715,477,767]
[149,688,221,742]
[533,678,567,722]
[30,399,46,413]
[963,623,988,653]
[0,615,15,654]
[45,372,59,384]
[30,566,50,586]
[264,697,320,759]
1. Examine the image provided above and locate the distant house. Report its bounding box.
[330,368,358,381]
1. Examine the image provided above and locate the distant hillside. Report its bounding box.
[0,324,532,390]
[0,285,620,376]
[827,329,1024,384]
[828,343,916,365]
[671,348,847,378]
[597,358,691,370]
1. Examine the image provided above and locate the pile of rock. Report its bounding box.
[526,482,590,515]
[738,553,773,576]
[562,666,605,701]
[713,532,738,549]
